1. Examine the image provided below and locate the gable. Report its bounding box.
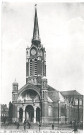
[18,83,41,97]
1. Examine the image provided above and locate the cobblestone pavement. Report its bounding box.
[0,124,83,133]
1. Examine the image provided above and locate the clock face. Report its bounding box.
[31,49,36,55]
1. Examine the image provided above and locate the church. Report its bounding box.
[12,5,83,124]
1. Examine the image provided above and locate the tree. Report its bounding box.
[8,102,13,123]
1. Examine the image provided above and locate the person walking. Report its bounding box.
[70,121,72,127]
[17,121,19,129]
[52,123,54,130]
[24,119,26,130]
[28,122,31,129]
[39,123,41,132]
[73,120,78,133]
[26,120,29,129]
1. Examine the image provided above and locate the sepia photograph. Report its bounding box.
[0,0,84,133]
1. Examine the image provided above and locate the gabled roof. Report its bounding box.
[48,90,59,102]
[47,96,53,102]
[48,85,58,92]
[47,85,60,102]
[60,90,82,96]
[59,92,65,102]
[47,85,65,102]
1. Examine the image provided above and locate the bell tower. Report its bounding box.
[12,79,18,102]
[26,5,46,84]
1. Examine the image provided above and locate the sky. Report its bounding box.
[1,0,84,105]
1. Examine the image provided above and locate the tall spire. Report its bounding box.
[32,4,41,45]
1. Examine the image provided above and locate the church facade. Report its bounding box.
[12,6,83,124]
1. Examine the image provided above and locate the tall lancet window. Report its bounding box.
[34,59,37,75]
[30,59,32,76]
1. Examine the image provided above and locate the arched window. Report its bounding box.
[75,99,78,105]
[79,99,82,105]
[30,59,32,76]
[48,106,52,116]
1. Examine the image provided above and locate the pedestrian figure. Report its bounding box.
[52,123,54,130]
[39,123,41,131]
[17,121,19,129]
[70,121,72,127]
[24,119,26,130]
[26,120,29,129]
[73,120,78,133]
[28,122,31,129]
[3,116,6,124]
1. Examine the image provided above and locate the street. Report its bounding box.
[0,123,83,133]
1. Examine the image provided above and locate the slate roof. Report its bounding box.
[48,85,58,92]
[48,91,59,102]
[47,85,59,102]
[60,90,82,96]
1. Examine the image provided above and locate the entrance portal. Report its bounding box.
[36,107,40,122]
[19,108,23,122]
[25,105,34,122]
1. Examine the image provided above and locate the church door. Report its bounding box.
[19,108,23,122]
[36,107,40,122]
[25,105,34,122]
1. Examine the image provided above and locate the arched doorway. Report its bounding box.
[25,105,34,122]
[36,107,40,122]
[19,108,23,122]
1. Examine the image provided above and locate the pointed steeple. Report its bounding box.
[32,4,41,45]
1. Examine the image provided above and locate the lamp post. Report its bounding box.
[40,96,42,124]
[78,96,80,123]
[65,103,66,124]
[58,100,60,126]
[32,99,35,123]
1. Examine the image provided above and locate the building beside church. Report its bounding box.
[12,6,83,124]
[0,104,9,123]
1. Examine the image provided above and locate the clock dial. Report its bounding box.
[31,49,36,55]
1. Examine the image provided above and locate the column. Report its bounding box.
[17,107,19,122]
[78,97,80,122]
[23,106,25,123]
[34,107,36,123]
